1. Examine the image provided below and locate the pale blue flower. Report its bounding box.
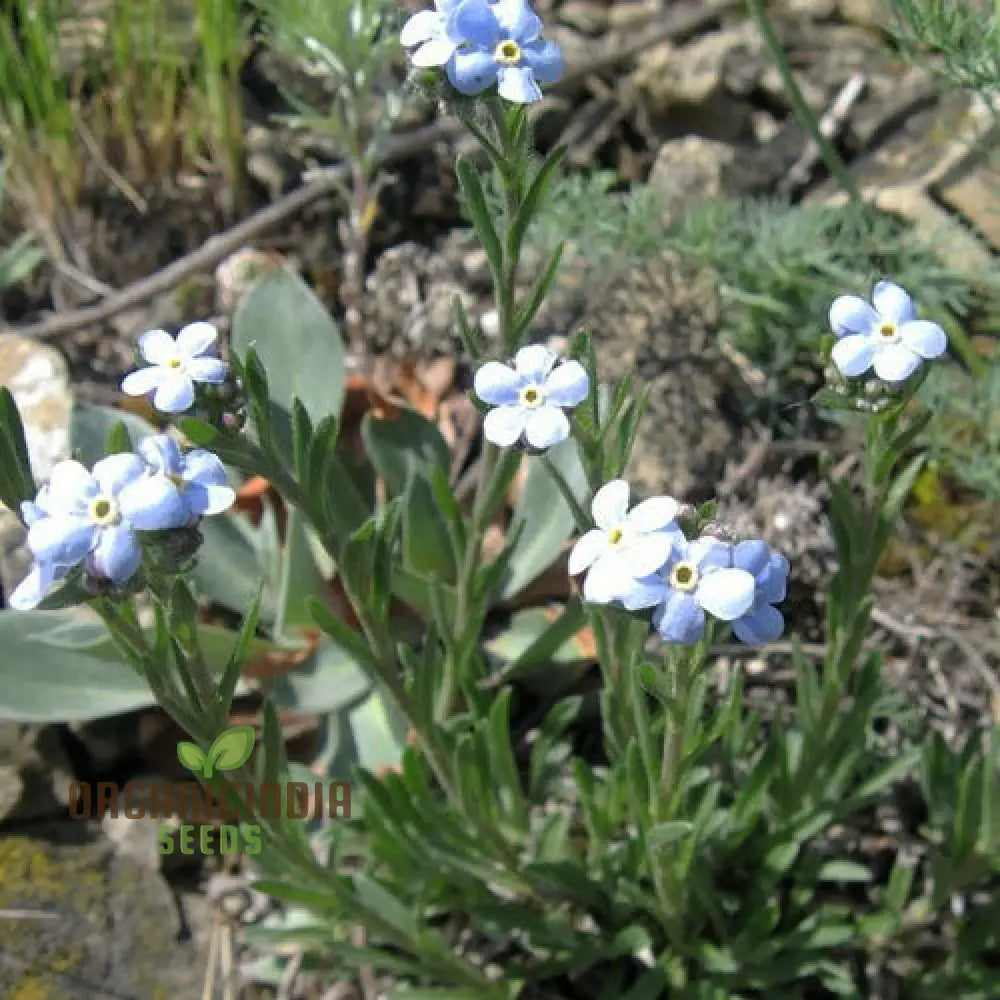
[401,0,466,67]
[446,0,563,103]
[568,479,682,604]
[121,322,227,413]
[475,345,588,449]
[729,539,789,645]
[138,435,236,520]
[8,455,187,609]
[622,537,757,645]
[829,280,947,384]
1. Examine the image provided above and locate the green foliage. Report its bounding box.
[891,0,1000,96]
[919,351,1000,501]
[252,0,403,169]
[0,169,44,292]
[668,198,986,382]
[0,0,247,227]
[231,267,347,459]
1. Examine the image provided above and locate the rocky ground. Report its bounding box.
[1,0,999,996]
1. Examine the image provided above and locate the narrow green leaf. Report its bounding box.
[509,144,566,258]
[456,156,503,286]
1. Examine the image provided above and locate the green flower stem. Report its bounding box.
[657,644,701,821]
[93,598,211,742]
[795,400,920,797]
[746,0,862,205]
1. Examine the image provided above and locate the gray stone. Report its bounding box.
[0,334,73,605]
[648,137,737,224]
[0,723,73,826]
[839,0,890,28]
[777,0,837,16]
[0,823,208,999]
[0,334,72,481]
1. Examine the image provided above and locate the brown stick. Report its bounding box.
[6,0,737,342]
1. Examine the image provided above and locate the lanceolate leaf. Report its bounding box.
[500,438,588,600]
[231,268,346,458]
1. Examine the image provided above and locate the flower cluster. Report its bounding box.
[474,345,589,449]
[10,436,234,610]
[828,280,947,384]
[569,480,788,646]
[122,322,227,414]
[402,0,563,103]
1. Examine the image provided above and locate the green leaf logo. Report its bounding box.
[176,725,256,779]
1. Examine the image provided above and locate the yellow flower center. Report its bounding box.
[520,385,545,408]
[607,527,625,546]
[495,40,522,66]
[878,322,898,341]
[670,561,698,592]
[166,356,184,370]
[88,495,120,527]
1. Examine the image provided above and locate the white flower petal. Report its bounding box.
[872,280,916,325]
[497,66,542,104]
[898,319,947,359]
[620,574,668,612]
[626,496,678,533]
[27,516,94,565]
[121,367,163,397]
[138,328,177,365]
[492,0,541,39]
[93,453,145,496]
[591,479,629,530]
[829,296,878,338]
[175,321,218,358]
[411,35,456,66]
[153,374,196,413]
[474,361,521,405]
[9,562,58,610]
[182,450,229,487]
[119,475,188,530]
[524,406,570,449]
[543,360,589,407]
[188,483,236,517]
[514,345,556,382]
[46,461,96,513]
[731,539,770,577]
[619,530,676,577]
[873,343,921,383]
[732,605,785,646]
[581,555,633,604]
[483,404,527,447]
[400,9,442,46]
[696,567,756,621]
[653,591,705,645]
[831,333,876,377]
[88,525,141,583]
[138,435,183,475]
[187,357,227,384]
[689,536,732,572]
[568,528,608,575]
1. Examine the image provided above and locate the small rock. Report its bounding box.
[839,0,890,27]
[0,723,74,826]
[215,247,282,313]
[0,824,208,998]
[635,23,764,139]
[0,334,72,481]
[936,169,1000,253]
[648,137,737,224]
[777,0,837,16]
[558,1,608,35]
